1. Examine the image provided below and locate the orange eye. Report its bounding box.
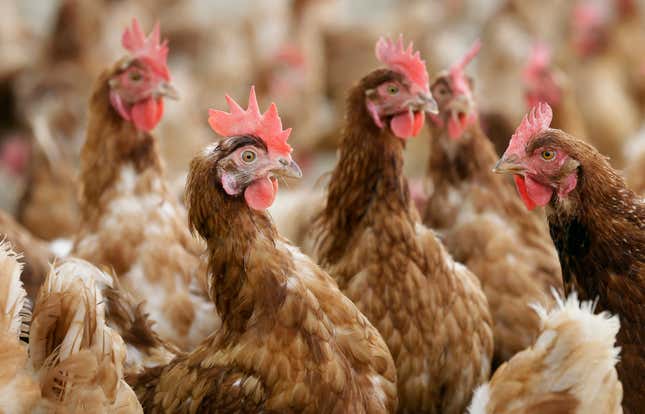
[541,150,556,160]
[241,150,257,163]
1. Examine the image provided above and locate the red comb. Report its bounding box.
[375,35,429,92]
[122,18,169,80]
[208,86,292,156]
[506,102,553,155]
[449,39,481,94]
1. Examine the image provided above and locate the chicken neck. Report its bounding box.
[318,84,413,265]
[79,68,164,220]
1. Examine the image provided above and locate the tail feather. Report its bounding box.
[469,291,623,414]
[0,241,31,337]
[30,258,141,412]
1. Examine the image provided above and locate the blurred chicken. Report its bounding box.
[129,89,397,413]
[315,36,493,413]
[424,42,562,364]
[0,242,142,413]
[72,19,219,350]
[468,292,623,414]
[494,103,644,413]
[567,1,640,167]
[523,42,587,139]
[17,116,80,241]
[624,125,645,194]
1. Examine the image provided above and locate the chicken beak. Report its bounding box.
[419,92,439,115]
[156,82,179,100]
[272,157,303,179]
[493,156,526,175]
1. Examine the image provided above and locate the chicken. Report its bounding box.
[17,122,80,241]
[522,42,587,139]
[0,209,53,299]
[0,241,142,413]
[314,36,493,413]
[424,41,562,364]
[72,18,219,351]
[494,103,644,413]
[567,1,640,168]
[129,88,398,413]
[468,292,623,414]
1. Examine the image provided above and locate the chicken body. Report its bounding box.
[315,69,493,413]
[424,120,562,363]
[468,292,623,414]
[543,137,644,413]
[73,65,219,351]
[130,139,397,413]
[0,242,142,413]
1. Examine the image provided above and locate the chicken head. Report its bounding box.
[365,35,437,140]
[108,18,177,133]
[494,103,580,210]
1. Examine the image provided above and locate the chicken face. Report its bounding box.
[494,133,580,210]
[365,75,437,140]
[216,136,302,210]
[428,75,477,140]
[494,103,579,210]
[109,59,178,133]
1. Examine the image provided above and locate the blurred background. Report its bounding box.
[1,0,644,242]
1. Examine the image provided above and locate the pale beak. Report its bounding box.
[410,92,439,114]
[156,82,179,100]
[493,156,526,175]
[273,157,303,179]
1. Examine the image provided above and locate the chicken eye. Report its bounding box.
[541,150,556,160]
[387,85,399,95]
[241,150,257,163]
[129,71,142,82]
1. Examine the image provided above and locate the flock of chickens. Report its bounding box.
[0,1,644,414]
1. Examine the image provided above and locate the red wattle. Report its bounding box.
[131,98,164,132]
[525,175,554,206]
[244,177,278,210]
[412,111,425,136]
[447,116,464,140]
[391,111,424,139]
[513,175,553,211]
[514,175,536,210]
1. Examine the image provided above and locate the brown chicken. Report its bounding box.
[424,41,562,364]
[72,19,219,350]
[494,103,644,413]
[468,292,623,414]
[129,89,398,413]
[624,127,645,194]
[314,36,493,413]
[0,242,142,413]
